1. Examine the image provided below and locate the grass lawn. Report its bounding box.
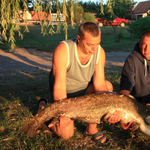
[1,66,150,149]
[0,25,138,52]
[0,25,150,149]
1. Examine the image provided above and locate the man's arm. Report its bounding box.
[93,47,109,92]
[49,42,73,130]
[93,47,120,123]
[52,42,68,101]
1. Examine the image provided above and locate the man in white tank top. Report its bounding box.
[40,22,120,144]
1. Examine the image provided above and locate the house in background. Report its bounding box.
[133,1,150,19]
[19,11,64,25]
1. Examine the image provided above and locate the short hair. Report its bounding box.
[78,22,100,39]
[141,30,150,40]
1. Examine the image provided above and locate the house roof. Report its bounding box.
[134,1,150,14]
[30,11,51,20]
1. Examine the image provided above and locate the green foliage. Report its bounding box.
[83,12,95,23]
[97,0,114,22]
[0,0,137,51]
[79,1,100,14]
[20,0,33,10]
[0,0,75,50]
[73,3,84,25]
[129,16,150,39]
[63,0,68,40]
[111,0,137,20]
[101,26,137,52]
[100,2,104,15]
[1,0,28,51]
[106,0,114,18]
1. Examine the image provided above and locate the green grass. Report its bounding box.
[0,67,150,149]
[0,25,138,52]
[0,25,150,149]
[101,26,137,52]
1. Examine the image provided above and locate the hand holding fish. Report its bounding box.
[107,111,120,123]
[58,116,72,128]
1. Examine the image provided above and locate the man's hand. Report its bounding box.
[121,122,134,130]
[48,116,72,128]
[107,111,120,123]
[58,116,72,128]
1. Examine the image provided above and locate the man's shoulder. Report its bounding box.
[62,38,77,44]
[125,51,139,64]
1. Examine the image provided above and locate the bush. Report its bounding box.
[129,16,150,38]
[83,12,96,22]
[74,4,84,25]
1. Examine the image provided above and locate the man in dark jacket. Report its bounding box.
[119,30,150,103]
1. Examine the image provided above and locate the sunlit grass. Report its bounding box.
[0,66,150,149]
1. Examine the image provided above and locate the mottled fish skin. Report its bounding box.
[22,93,150,137]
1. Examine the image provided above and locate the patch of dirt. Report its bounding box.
[0,48,130,76]
[0,48,52,76]
[106,51,130,66]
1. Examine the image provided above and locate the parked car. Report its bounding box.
[95,16,128,27]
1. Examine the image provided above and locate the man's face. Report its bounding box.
[140,36,150,60]
[77,32,101,55]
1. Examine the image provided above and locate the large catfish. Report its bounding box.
[21,92,150,137]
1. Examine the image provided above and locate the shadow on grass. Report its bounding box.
[0,55,51,116]
[0,49,52,72]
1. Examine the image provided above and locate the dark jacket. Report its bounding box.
[120,42,150,102]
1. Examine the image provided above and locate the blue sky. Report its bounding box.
[82,0,148,5]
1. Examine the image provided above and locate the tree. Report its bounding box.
[73,3,84,25]
[79,1,100,14]
[1,0,137,50]
[0,0,29,50]
[129,16,150,39]
[20,0,33,10]
[97,0,114,21]
[83,12,95,22]
[100,0,104,15]
[0,0,74,50]
[111,0,137,20]
[105,0,114,20]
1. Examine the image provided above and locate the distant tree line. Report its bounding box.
[79,0,137,20]
[25,0,137,20]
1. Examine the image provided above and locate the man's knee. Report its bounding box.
[61,129,74,139]
[51,120,74,139]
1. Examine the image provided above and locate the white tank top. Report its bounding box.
[62,39,100,94]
